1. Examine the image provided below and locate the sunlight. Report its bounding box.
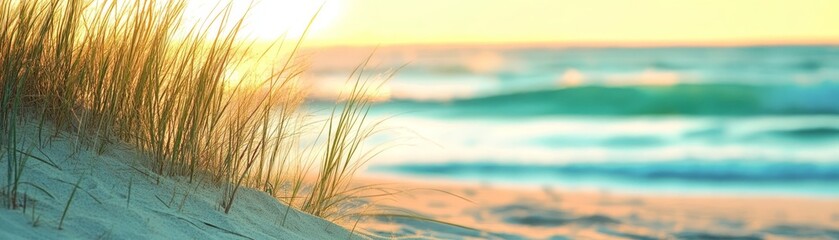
[177,0,344,89]
[182,0,342,42]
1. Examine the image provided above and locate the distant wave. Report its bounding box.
[375,161,839,183]
[380,84,839,116]
[762,127,839,139]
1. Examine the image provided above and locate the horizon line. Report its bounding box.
[304,39,839,50]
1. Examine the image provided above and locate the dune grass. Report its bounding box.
[0,1,476,238]
[1,0,386,222]
[58,174,83,230]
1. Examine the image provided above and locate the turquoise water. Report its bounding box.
[380,84,839,116]
[314,46,839,196]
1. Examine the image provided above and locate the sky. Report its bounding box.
[233,0,839,47]
[179,0,839,47]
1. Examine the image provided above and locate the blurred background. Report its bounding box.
[306,45,839,197]
[245,0,839,197]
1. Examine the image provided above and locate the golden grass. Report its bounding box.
[0,1,476,237]
[0,0,382,219]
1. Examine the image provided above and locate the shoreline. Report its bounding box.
[356,175,839,239]
[362,172,839,199]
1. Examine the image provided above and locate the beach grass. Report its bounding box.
[0,1,475,238]
[0,0,384,231]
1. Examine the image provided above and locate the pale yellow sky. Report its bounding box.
[300,0,839,47]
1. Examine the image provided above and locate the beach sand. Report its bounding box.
[357,176,839,240]
[0,122,359,239]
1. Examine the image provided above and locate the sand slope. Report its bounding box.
[0,123,359,239]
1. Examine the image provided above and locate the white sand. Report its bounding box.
[0,122,360,239]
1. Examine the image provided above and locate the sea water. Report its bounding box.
[313,45,839,197]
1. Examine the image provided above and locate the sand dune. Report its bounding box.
[0,123,359,239]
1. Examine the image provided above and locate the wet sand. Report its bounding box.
[357,176,839,239]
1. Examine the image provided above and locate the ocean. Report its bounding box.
[308,45,839,197]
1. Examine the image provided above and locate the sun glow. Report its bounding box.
[182,0,342,42]
[175,0,344,88]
